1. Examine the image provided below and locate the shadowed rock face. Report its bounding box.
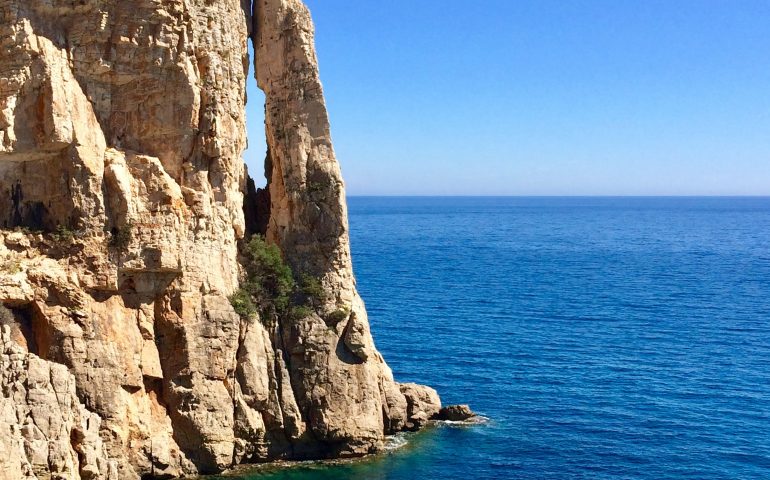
[0,0,440,478]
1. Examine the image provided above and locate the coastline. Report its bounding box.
[200,419,489,479]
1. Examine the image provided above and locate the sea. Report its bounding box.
[222,196,770,480]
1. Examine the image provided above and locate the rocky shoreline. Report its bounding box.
[200,409,481,479]
[0,0,454,478]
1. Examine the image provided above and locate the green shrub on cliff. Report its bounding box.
[325,306,350,326]
[231,235,295,322]
[298,273,326,305]
[52,225,75,245]
[230,235,329,324]
[110,222,133,251]
[243,235,295,311]
[229,289,258,319]
[288,305,313,322]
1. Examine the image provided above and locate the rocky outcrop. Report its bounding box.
[0,0,440,478]
[434,405,477,422]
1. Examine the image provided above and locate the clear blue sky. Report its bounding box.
[244,0,770,196]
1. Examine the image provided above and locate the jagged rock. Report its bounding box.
[399,383,442,431]
[434,405,476,422]
[0,325,118,479]
[0,0,444,477]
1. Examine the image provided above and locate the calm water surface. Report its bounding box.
[226,197,770,480]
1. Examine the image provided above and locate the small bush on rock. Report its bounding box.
[110,222,133,251]
[299,273,325,305]
[289,305,313,322]
[231,235,295,322]
[53,225,75,245]
[243,235,295,311]
[230,289,258,319]
[230,235,330,324]
[325,307,350,326]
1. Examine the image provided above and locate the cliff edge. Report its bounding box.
[0,0,440,478]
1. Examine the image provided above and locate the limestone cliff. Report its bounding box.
[0,0,440,478]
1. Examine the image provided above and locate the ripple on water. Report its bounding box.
[226,197,770,480]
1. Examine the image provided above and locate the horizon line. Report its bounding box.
[345,194,770,198]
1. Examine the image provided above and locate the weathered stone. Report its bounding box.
[0,325,118,479]
[434,404,477,422]
[0,0,444,477]
[400,383,442,431]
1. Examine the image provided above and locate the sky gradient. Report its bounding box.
[244,0,770,196]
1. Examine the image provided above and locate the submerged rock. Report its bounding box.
[0,0,444,477]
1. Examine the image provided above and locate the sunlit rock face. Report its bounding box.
[0,0,440,477]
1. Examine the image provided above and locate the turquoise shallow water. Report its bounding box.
[226,196,770,480]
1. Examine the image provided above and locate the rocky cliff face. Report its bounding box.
[0,0,440,478]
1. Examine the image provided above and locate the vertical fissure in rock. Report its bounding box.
[241,0,271,239]
[243,175,271,237]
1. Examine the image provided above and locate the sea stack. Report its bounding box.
[0,0,441,478]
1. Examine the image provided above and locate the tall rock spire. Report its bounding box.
[252,0,441,457]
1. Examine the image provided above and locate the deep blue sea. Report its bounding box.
[231,197,770,480]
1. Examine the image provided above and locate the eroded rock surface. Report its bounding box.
[0,0,441,477]
[434,405,477,422]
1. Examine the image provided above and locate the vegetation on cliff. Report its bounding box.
[230,235,323,324]
[109,222,133,251]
